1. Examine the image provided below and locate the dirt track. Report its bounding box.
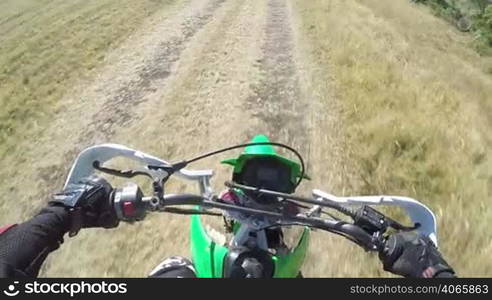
[0,0,347,276]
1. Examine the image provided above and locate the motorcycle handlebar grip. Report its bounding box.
[321,221,379,251]
[378,234,404,265]
[163,194,204,206]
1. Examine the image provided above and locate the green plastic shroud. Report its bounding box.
[190,214,310,278]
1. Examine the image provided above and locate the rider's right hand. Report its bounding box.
[378,231,455,278]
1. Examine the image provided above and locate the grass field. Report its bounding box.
[0,0,491,277]
[0,0,176,158]
[294,0,492,276]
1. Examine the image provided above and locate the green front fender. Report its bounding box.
[191,215,310,278]
[190,215,228,278]
[272,227,310,277]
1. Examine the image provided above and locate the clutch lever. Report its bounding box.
[93,161,153,179]
[93,160,172,201]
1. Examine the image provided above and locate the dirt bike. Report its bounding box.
[63,138,438,278]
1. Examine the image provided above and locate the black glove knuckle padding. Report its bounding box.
[50,175,118,236]
[379,231,455,278]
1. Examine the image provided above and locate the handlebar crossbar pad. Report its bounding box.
[163,194,204,206]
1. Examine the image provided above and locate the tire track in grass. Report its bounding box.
[33,0,228,209]
[84,0,227,140]
[246,0,311,170]
[43,0,265,277]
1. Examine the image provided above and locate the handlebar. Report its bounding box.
[66,143,436,253]
[112,185,387,252]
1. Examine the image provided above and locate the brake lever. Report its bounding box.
[93,160,174,206]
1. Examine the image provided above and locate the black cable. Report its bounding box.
[254,223,371,250]
[256,222,308,231]
[321,210,342,221]
[226,181,357,218]
[163,207,222,216]
[283,199,310,209]
[177,142,306,188]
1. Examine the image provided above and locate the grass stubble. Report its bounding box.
[294,0,492,276]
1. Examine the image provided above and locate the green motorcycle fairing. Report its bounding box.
[190,214,310,278]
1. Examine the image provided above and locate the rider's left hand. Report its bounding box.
[0,206,70,277]
[50,175,119,236]
[0,176,119,278]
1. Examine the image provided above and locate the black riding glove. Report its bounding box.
[0,176,120,278]
[379,231,455,278]
[0,206,69,277]
[50,175,119,236]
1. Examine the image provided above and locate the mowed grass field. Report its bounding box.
[0,0,176,159]
[294,0,492,276]
[0,0,491,277]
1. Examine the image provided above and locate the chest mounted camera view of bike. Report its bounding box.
[54,134,444,278]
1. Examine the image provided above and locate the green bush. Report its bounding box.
[413,0,462,20]
[413,0,492,55]
[472,5,492,55]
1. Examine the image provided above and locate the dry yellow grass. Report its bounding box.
[0,0,176,158]
[0,0,182,276]
[38,0,268,277]
[1,0,491,278]
[294,0,492,276]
